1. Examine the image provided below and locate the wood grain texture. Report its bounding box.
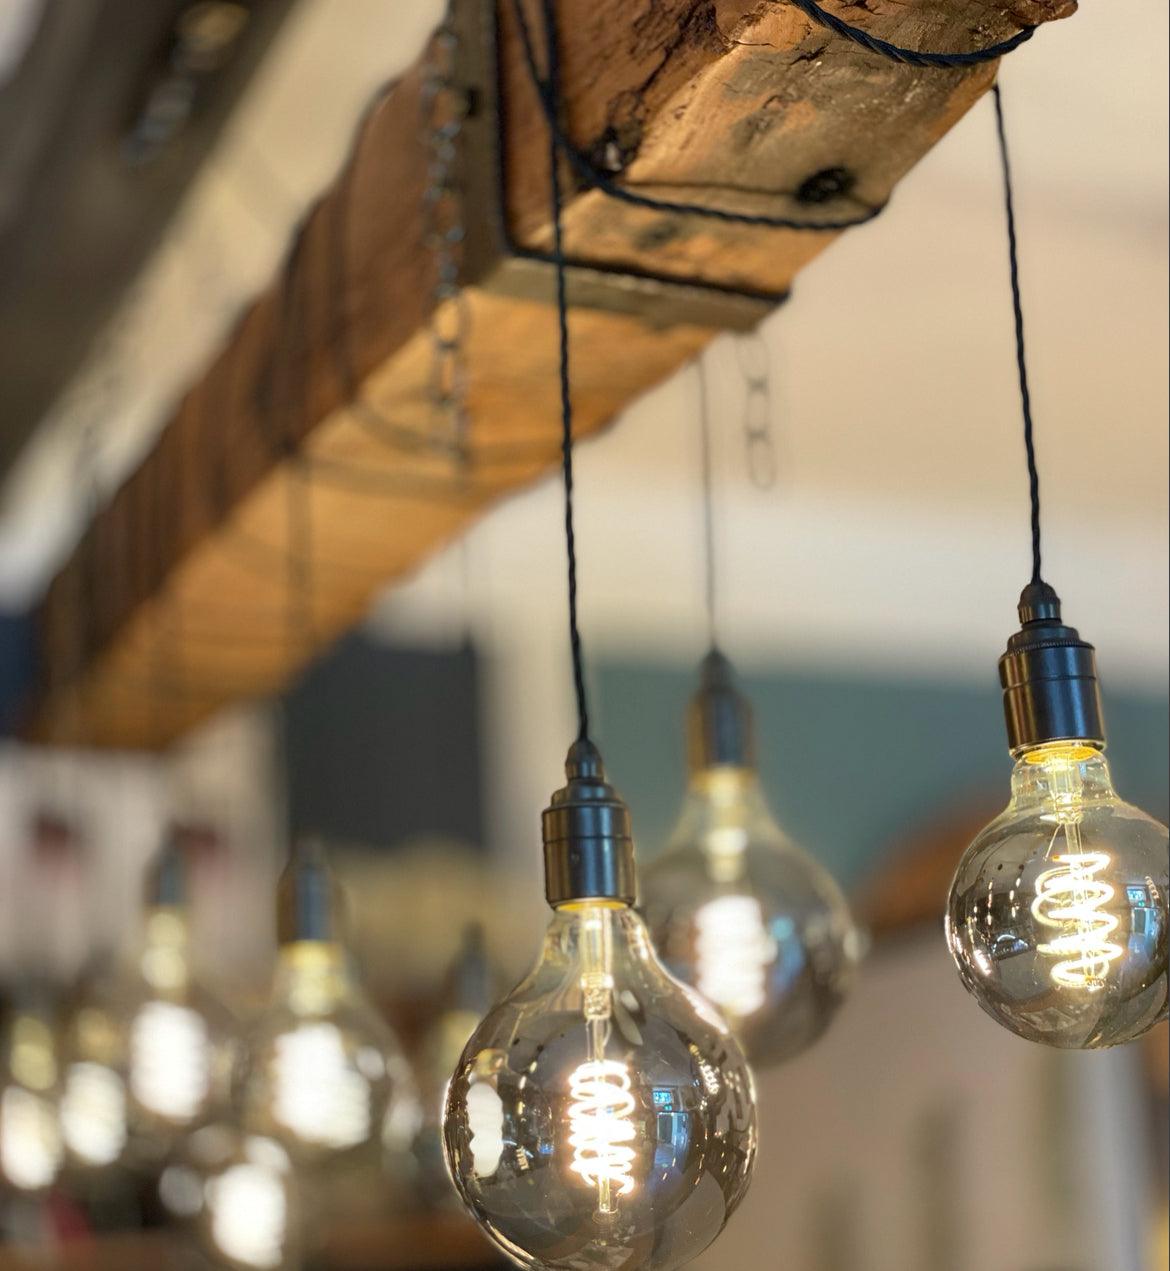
[31,0,1072,749]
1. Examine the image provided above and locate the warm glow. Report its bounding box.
[60,1061,127,1166]
[272,1022,371,1149]
[694,894,777,1019]
[567,1059,637,1213]
[1029,747,1125,992]
[130,1000,211,1122]
[1033,851,1123,990]
[207,1160,287,1268]
[0,1085,62,1191]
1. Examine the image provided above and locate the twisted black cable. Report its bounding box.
[992,84,1043,585]
[787,0,1035,69]
[542,0,590,743]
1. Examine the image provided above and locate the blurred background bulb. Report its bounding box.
[241,842,414,1170]
[443,743,756,1269]
[947,742,1168,1048]
[642,652,860,1066]
[947,586,1169,1049]
[58,832,238,1165]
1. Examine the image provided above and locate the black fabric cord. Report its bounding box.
[787,0,1035,69]
[696,358,719,654]
[992,84,1044,586]
[542,0,590,743]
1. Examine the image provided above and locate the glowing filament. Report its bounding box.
[1032,852,1123,990]
[567,1060,636,1214]
[694,895,777,1019]
[272,1022,371,1150]
[130,1001,210,1122]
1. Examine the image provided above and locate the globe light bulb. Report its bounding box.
[241,842,414,1170]
[58,834,237,1165]
[443,741,756,1269]
[641,652,860,1066]
[0,1004,64,1193]
[946,585,1169,1048]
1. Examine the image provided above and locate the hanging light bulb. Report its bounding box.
[443,741,757,1268]
[57,833,238,1165]
[641,652,861,1066]
[946,93,1166,1049]
[240,841,414,1169]
[946,584,1168,1048]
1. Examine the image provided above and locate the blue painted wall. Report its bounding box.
[594,658,1169,887]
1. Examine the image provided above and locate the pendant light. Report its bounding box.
[239,841,414,1168]
[641,358,860,1066]
[945,89,1168,1049]
[440,9,756,1265]
[62,833,238,1165]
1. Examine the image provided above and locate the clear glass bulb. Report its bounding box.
[241,941,413,1169]
[947,742,1168,1048]
[0,1006,64,1193]
[443,899,756,1270]
[58,903,238,1166]
[642,766,860,1066]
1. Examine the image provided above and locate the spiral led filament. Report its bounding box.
[566,905,638,1217]
[1032,851,1122,990]
[567,1059,636,1214]
[694,895,777,1019]
[1030,750,1123,992]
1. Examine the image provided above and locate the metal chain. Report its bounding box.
[420,9,472,468]
[735,332,777,489]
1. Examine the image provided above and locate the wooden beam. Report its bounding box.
[32,0,1073,749]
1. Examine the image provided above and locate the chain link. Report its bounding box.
[734,332,777,489]
[421,12,472,468]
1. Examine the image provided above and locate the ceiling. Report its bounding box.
[0,0,299,478]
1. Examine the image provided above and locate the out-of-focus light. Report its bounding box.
[694,894,777,1019]
[206,1157,287,1268]
[130,1000,211,1122]
[59,1061,127,1166]
[272,1022,372,1150]
[0,1085,62,1191]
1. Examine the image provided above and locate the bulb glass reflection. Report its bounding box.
[947,743,1168,1048]
[642,767,860,1066]
[443,899,756,1269]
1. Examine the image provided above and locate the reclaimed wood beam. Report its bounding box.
[31,0,1073,748]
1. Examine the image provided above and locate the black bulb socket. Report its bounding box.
[999,582,1105,754]
[542,739,637,907]
[145,831,187,908]
[687,647,756,772]
[276,837,345,944]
